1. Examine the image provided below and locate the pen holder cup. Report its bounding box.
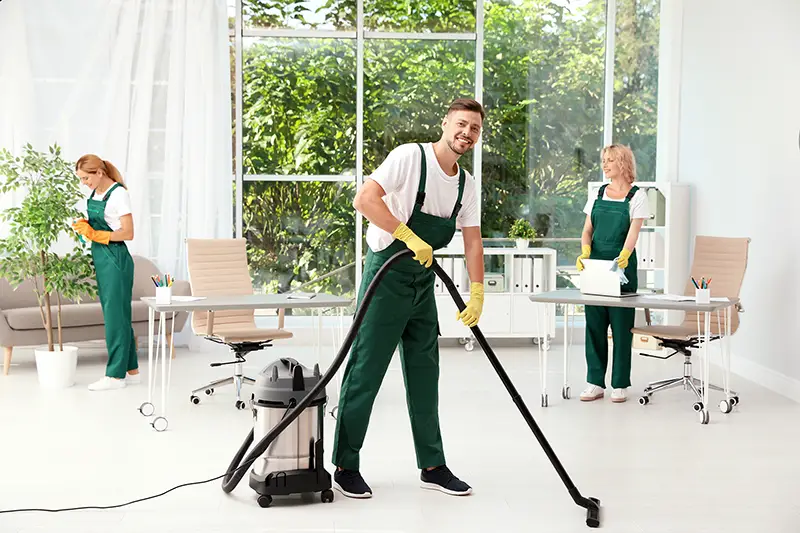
[695,288,710,304]
[156,286,172,305]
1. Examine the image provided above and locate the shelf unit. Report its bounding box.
[587,181,691,330]
[433,241,557,350]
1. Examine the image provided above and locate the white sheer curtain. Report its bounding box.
[0,0,233,279]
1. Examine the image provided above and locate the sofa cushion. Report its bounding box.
[4,301,154,330]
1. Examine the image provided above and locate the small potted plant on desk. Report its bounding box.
[0,143,97,388]
[509,218,536,249]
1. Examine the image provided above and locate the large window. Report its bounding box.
[230,0,661,306]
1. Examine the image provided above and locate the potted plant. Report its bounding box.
[509,218,536,249]
[0,143,97,388]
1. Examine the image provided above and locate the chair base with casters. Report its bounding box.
[637,336,739,414]
[189,338,274,410]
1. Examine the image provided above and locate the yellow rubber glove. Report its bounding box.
[392,222,433,268]
[457,282,484,327]
[616,248,632,269]
[576,245,591,271]
[72,220,111,245]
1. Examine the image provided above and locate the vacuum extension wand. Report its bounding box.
[222,248,601,528]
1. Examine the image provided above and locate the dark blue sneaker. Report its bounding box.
[420,465,472,496]
[333,469,372,499]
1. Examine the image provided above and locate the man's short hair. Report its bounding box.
[447,98,485,121]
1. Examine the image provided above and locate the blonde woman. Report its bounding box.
[72,155,139,391]
[575,145,649,403]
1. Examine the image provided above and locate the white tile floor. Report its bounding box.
[0,335,798,533]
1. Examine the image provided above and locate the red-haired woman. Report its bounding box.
[575,144,650,403]
[72,155,139,391]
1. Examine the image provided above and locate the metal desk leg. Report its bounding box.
[151,311,169,432]
[699,311,711,424]
[138,307,156,417]
[535,303,547,407]
[562,304,571,400]
[718,306,739,414]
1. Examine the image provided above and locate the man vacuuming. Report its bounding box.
[332,98,485,498]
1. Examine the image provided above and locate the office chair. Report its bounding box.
[186,238,293,409]
[632,236,749,413]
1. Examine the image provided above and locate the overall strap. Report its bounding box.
[414,143,428,209]
[449,168,466,219]
[102,182,121,202]
[597,184,608,198]
[624,185,639,202]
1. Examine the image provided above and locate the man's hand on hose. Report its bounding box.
[392,222,433,268]
[457,282,484,328]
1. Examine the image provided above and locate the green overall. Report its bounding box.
[87,183,138,379]
[584,184,639,389]
[333,143,465,471]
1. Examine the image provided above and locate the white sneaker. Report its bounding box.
[126,372,141,385]
[580,384,604,401]
[611,388,627,403]
[88,376,127,391]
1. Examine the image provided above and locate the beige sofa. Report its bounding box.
[0,255,190,375]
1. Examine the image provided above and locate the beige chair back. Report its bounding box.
[681,235,749,335]
[186,238,256,335]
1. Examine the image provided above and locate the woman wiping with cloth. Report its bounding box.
[575,144,650,403]
[72,155,139,391]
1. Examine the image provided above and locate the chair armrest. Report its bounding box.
[0,310,14,343]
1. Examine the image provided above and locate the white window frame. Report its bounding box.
[231,0,648,296]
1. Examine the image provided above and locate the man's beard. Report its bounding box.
[446,137,473,155]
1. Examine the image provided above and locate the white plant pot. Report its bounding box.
[515,238,529,249]
[34,345,79,389]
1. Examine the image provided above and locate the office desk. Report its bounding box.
[139,293,352,431]
[529,290,739,424]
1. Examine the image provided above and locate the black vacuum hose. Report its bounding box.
[221,248,601,528]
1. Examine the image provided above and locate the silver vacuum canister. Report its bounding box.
[250,358,327,477]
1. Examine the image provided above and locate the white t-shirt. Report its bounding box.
[366,142,480,252]
[583,186,650,221]
[79,184,132,231]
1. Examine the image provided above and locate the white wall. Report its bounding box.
[676,0,800,397]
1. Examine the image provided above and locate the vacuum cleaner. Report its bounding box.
[246,356,334,508]
[222,248,602,528]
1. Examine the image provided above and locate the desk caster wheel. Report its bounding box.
[719,399,733,414]
[561,386,571,400]
[698,409,709,424]
[235,400,247,410]
[541,394,548,407]
[190,395,200,405]
[257,495,273,508]
[692,401,703,412]
[464,340,475,352]
[321,489,334,503]
[329,405,339,420]
[151,416,168,432]
[138,402,154,417]
[730,395,739,406]
[205,388,214,396]
[638,396,650,406]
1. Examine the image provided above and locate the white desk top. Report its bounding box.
[141,292,353,313]
[529,289,738,313]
